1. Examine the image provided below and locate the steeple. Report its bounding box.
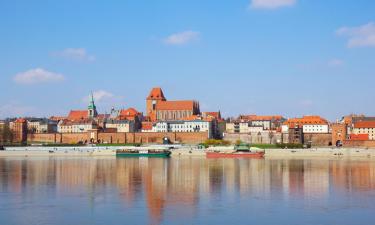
[88,92,98,119]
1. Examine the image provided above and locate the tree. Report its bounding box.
[268,131,274,144]
[0,125,14,144]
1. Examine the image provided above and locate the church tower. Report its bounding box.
[146,87,166,120]
[88,92,98,119]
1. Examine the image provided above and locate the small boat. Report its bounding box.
[206,143,265,159]
[116,148,171,158]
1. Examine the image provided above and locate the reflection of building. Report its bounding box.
[3,157,375,224]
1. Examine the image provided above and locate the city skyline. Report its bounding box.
[1,0,375,120]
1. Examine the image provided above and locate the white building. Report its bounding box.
[352,121,375,140]
[152,117,213,138]
[302,124,329,134]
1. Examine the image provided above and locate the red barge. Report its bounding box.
[206,144,265,159]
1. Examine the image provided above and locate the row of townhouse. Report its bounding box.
[142,115,216,139]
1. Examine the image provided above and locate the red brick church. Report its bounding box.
[146,87,200,121]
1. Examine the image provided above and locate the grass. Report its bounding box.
[250,144,278,149]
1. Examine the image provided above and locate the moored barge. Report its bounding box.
[116,148,171,157]
[206,144,265,158]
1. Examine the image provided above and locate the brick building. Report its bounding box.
[9,118,28,143]
[146,87,200,121]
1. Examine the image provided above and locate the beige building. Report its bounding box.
[27,118,57,133]
[226,122,263,133]
[105,119,135,133]
[58,119,98,133]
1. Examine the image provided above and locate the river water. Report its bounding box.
[0,157,375,225]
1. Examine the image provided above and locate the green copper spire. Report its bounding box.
[88,92,97,118]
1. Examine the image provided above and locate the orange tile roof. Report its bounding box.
[240,115,284,121]
[180,115,213,122]
[141,122,153,130]
[203,112,221,119]
[67,110,88,120]
[147,87,166,100]
[156,100,196,111]
[284,115,328,127]
[118,108,141,120]
[354,121,375,128]
[60,118,97,126]
[49,116,66,121]
[14,118,26,123]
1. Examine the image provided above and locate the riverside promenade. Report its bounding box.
[1,146,375,158]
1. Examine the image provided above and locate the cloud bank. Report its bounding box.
[337,22,375,48]
[250,0,296,9]
[164,31,200,45]
[13,68,65,85]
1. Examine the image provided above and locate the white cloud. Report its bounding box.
[164,31,200,45]
[13,68,65,85]
[328,59,344,67]
[83,90,114,103]
[53,48,95,62]
[250,0,296,9]
[336,22,375,48]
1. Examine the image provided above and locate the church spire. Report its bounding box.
[88,92,98,119]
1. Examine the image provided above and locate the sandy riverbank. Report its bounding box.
[1,146,374,158]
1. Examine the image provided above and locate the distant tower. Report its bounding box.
[88,92,98,119]
[146,87,166,120]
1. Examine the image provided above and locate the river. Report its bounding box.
[0,156,375,225]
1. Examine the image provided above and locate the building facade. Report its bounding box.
[352,121,375,140]
[146,87,200,121]
[151,116,212,138]
[282,116,329,134]
[58,119,98,133]
[105,119,135,133]
[27,118,57,133]
[9,119,28,143]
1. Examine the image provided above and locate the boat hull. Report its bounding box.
[206,151,264,159]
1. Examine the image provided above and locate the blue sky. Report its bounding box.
[1,0,374,120]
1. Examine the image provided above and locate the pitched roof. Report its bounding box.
[156,100,196,111]
[49,116,66,121]
[118,108,141,120]
[203,112,221,119]
[147,87,166,100]
[354,121,375,128]
[67,110,88,120]
[14,118,26,123]
[141,122,153,130]
[284,115,329,127]
[240,115,284,121]
[60,118,97,126]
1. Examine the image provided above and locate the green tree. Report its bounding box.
[0,125,14,144]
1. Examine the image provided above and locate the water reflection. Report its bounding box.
[1,157,375,225]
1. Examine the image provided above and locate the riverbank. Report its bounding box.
[1,146,374,158]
